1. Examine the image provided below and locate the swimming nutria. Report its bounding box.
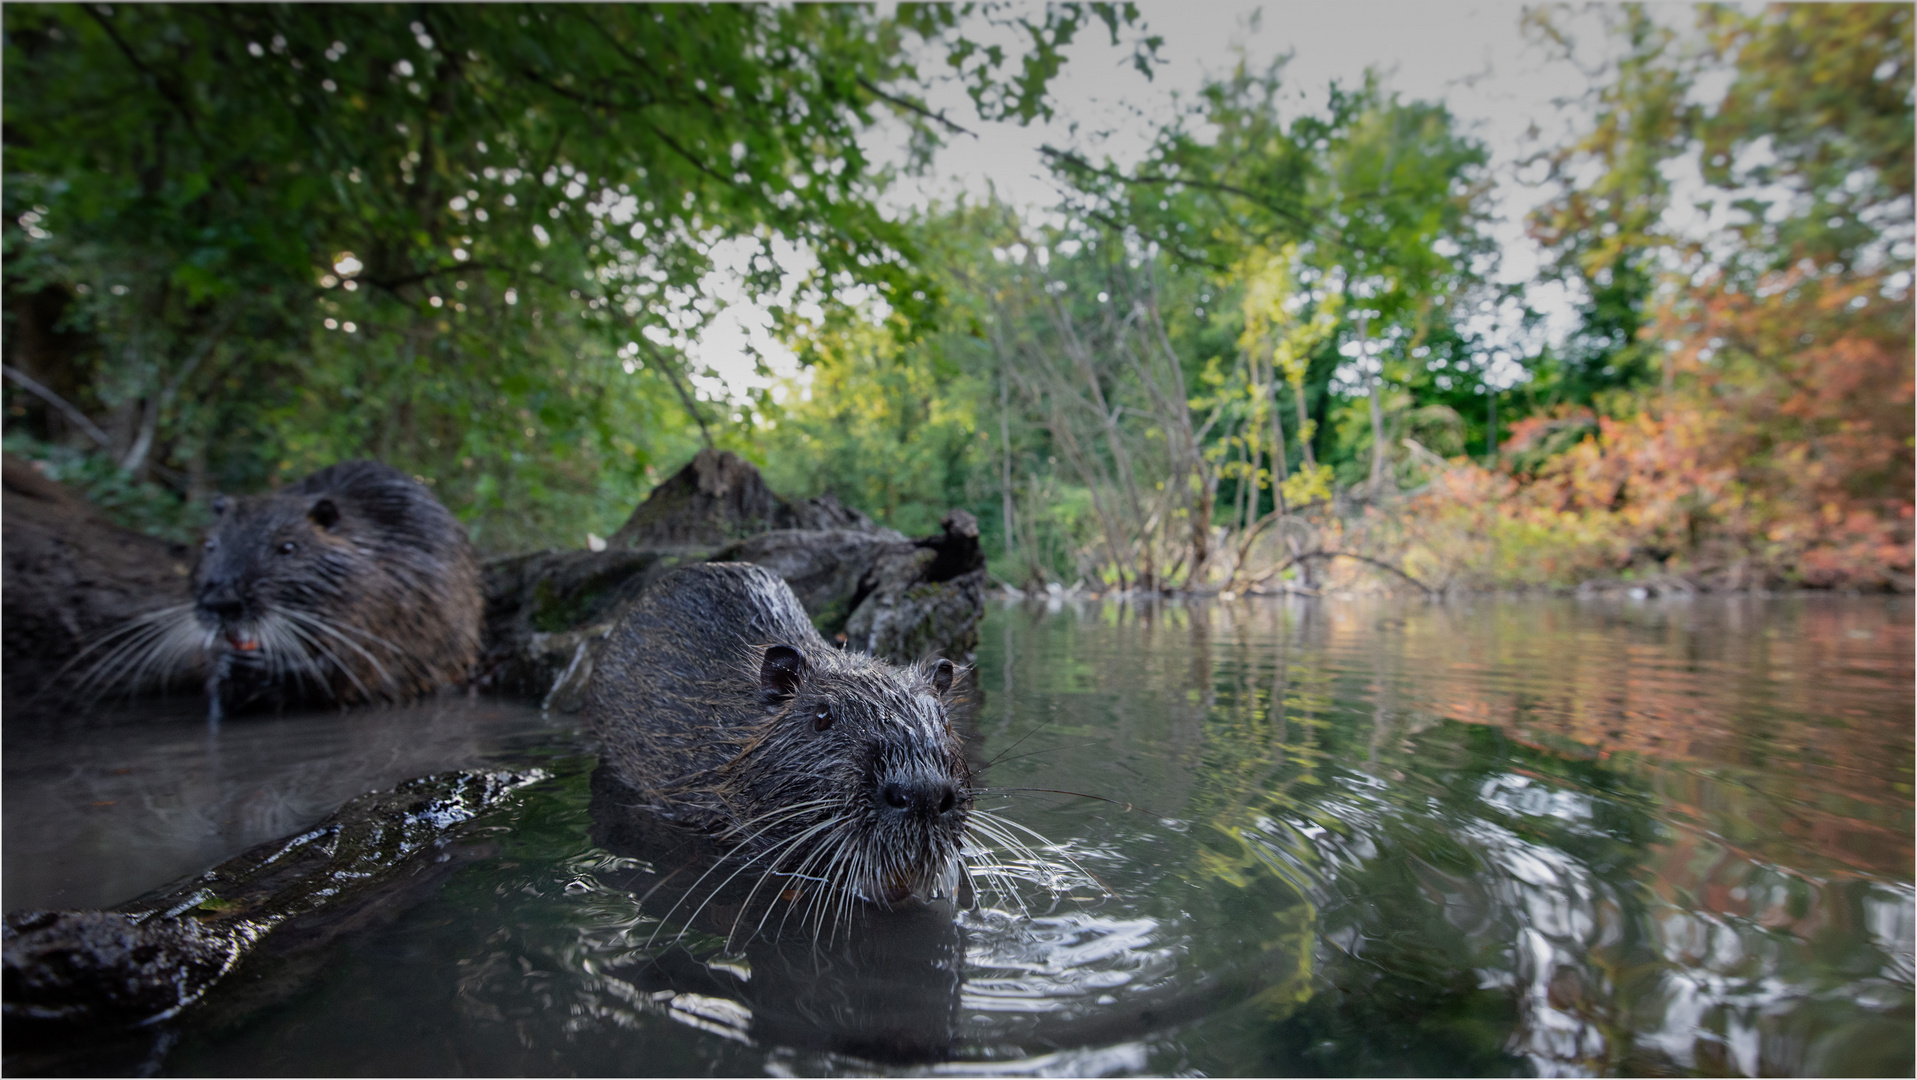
[585,562,973,916]
[79,460,481,718]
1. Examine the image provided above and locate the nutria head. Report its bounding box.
[74,460,480,715]
[720,644,972,910]
[187,460,480,711]
[195,485,355,654]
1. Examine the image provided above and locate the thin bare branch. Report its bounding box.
[3,365,112,448]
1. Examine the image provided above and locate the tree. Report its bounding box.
[2,3,1156,548]
[1416,2,1917,590]
[1700,3,1913,275]
[1304,78,1493,493]
[1046,61,1496,500]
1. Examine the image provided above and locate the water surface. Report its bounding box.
[4,694,566,911]
[6,595,1910,1076]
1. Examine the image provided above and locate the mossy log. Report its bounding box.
[0,447,987,712]
[478,453,987,710]
[0,453,196,708]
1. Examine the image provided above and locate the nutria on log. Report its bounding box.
[77,460,482,719]
[585,562,979,919]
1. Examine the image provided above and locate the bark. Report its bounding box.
[3,769,543,1039]
[1267,353,1290,514]
[1,448,987,717]
[482,456,986,710]
[1293,381,1316,469]
[999,365,1016,562]
[0,453,195,708]
[1361,312,1387,498]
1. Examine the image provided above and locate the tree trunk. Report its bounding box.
[998,365,1015,563]
[1362,312,1386,498]
[1486,390,1498,465]
[1292,377,1316,470]
[1267,351,1289,516]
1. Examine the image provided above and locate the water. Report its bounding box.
[5,595,1910,1076]
[3,694,568,912]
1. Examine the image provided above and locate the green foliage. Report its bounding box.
[2,2,1148,551]
[757,316,987,538]
[1700,3,1913,273]
[7,4,1903,590]
[1526,257,1657,409]
[3,429,209,542]
[1529,3,1913,296]
[1045,59,1504,486]
[742,58,1510,587]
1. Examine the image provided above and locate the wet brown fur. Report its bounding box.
[199,460,482,709]
[79,460,482,713]
[585,563,972,911]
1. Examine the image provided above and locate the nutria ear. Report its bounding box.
[761,644,807,699]
[210,495,229,516]
[930,658,955,696]
[309,498,340,529]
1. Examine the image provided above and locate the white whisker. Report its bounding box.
[67,605,204,700]
[280,608,395,698]
[643,811,837,950]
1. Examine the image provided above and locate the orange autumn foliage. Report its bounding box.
[1403,272,1913,590]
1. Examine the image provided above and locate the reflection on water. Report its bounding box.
[11,595,1911,1076]
[967,593,1913,1077]
[573,764,970,1062]
[2,695,566,910]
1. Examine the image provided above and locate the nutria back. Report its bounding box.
[585,562,972,909]
[82,460,482,714]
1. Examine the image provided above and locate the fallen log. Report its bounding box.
[479,451,987,710]
[0,453,195,709]
[1,448,988,713]
[3,768,545,1038]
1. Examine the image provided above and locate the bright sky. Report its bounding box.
[690,2,1631,400]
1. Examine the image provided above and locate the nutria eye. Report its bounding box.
[203,539,215,550]
[813,707,834,732]
[278,541,297,555]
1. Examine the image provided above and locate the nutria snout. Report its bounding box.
[76,460,481,718]
[585,562,974,916]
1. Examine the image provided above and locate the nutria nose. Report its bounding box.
[880,779,960,817]
[199,589,244,621]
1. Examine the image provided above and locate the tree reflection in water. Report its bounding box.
[140,596,1910,1077]
[1019,594,1913,1076]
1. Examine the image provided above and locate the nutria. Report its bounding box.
[77,460,481,719]
[585,562,975,918]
